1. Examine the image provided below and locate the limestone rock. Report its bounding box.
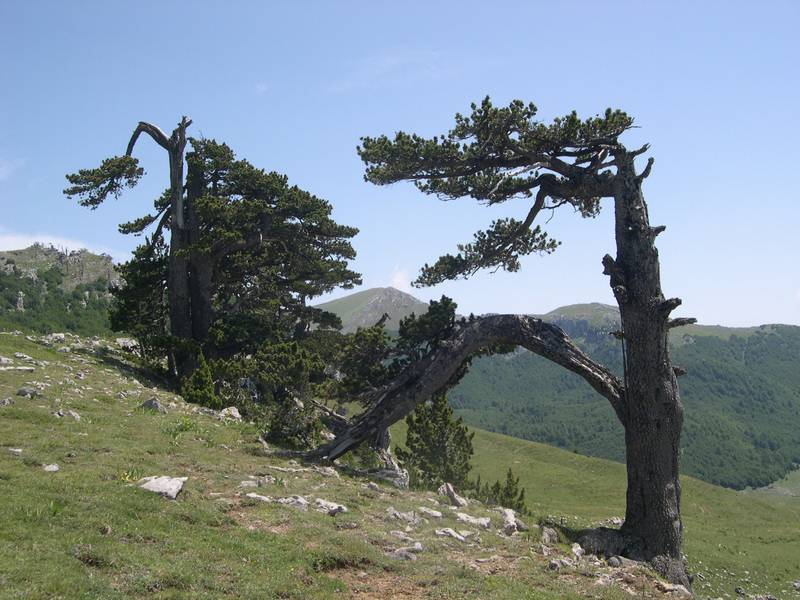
[138,397,167,414]
[0,355,12,365]
[386,506,420,525]
[313,465,339,478]
[245,492,273,503]
[418,506,443,519]
[389,530,414,543]
[571,542,585,560]
[8,448,22,455]
[275,495,309,510]
[314,498,347,515]
[548,557,573,571]
[456,512,491,529]
[437,482,468,507]
[500,508,528,535]
[138,476,187,499]
[0,397,14,406]
[435,528,466,542]
[541,526,559,545]
[218,406,242,421]
[16,386,38,398]
[43,464,60,472]
[656,582,692,598]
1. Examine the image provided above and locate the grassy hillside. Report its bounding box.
[2,332,799,598]
[0,333,671,600]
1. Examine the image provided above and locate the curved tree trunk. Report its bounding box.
[304,315,623,461]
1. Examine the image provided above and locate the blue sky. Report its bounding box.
[1,1,798,326]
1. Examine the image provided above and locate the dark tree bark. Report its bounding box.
[126,117,195,380]
[593,152,688,584]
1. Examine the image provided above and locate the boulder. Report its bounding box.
[0,397,14,406]
[0,355,12,365]
[386,506,420,525]
[138,476,187,499]
[499,508,528,535]
[313,465,339,478]
[571,542,585,560]
[456,512,491,529]
[541,526,559,545]
[16,386,38,398]
[314,498,347,515]
[437,482,468,507]
[548,558,574,571]
[418,506,443,519]
[138,397,167,414]
[389,542,424,560]
[435,528,466,542]
[275,495,309,510]
[245,492,273,503]
[218,406,242,421]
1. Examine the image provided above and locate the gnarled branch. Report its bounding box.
[305,314,625,461]
[126,122,171,156]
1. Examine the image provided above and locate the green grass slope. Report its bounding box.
[2,332,798,598]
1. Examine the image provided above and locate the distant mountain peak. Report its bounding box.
[315,286,429,332]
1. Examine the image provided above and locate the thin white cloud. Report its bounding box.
[327,49,446,93]
[255,82,269,95]
[0,158,24,181]
[0,228,128,262]
[389,265,412,293]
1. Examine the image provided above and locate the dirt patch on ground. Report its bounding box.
[329,568,428,599]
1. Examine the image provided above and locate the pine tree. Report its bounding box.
[396,391,474,490]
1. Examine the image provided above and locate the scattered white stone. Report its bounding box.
[386,506,420,525]
[0,366,35,372]
[313,465,339,478]
[456,512,491,529]
[246,492,273,503]
[43,464,60,472]
[656,582,692,598]
[138,397,167,413]
[314,498,347,515]
[275,495,309,510]
[138,476,187,499]
[0,355,12,365]
[437,482,468,507]
[548,558,573,571]
[218,406,242,421]
[571,542,585,560]
[366,482,380,492]
[541,526,559,545]
[14,353,33,361]
[418,506,443,518]
[499,508,528,535]
[8,448,22,455]
[389,530,414,542]
[435,528,466,542]
[16,386,38,398]
[0,397,13,406]
[389,542,423,560]
[57,346,71,353]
